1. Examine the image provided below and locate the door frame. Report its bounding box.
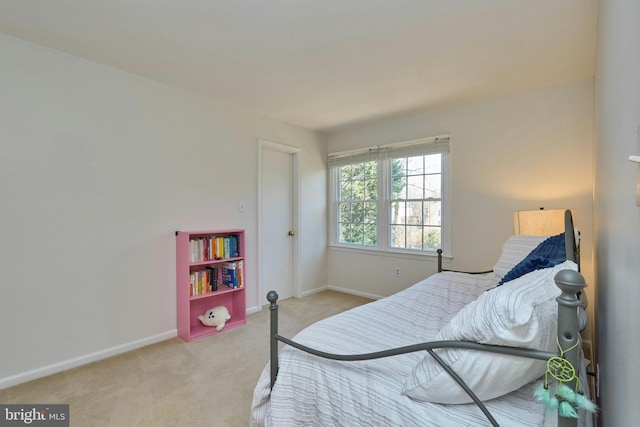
[257,139,301,306]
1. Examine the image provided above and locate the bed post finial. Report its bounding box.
[268,291,280,390]
[554,269,586,427]
[267,290,279,305]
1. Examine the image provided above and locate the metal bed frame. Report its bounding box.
[266,210,584,427]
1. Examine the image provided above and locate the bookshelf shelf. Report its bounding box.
[189,286,241,301]
[176,229,247,342]
[189,256,243,268]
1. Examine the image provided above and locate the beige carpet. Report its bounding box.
[0,291,372,426]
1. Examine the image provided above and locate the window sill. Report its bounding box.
[328,244,452,262]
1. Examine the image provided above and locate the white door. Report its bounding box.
[259,141,299,302]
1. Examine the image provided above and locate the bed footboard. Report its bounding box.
[267,269,586,427]
[267,290,280,390]
[555,269,585,427]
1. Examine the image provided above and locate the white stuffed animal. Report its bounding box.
[197,306,231,331]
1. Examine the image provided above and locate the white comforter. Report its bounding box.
[251,272,591,427]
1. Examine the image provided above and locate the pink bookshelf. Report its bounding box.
[175,229,247,342]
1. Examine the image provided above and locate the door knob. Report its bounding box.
[288,230,295,236]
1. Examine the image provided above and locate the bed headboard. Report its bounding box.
[437,209,580,274]
[563,209,580,267]
[513,208,579,267]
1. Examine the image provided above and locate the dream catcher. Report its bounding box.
[534,338,598,418]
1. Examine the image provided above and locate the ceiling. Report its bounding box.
[0,0,598,132]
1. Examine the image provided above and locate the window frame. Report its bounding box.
[328,135,451,258]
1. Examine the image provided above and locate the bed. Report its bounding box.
[251,210,593,427]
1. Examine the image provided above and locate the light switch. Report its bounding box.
[636,169,640,206]
[637,126,640,207]
[239,200,247,212]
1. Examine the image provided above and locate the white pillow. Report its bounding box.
[492,235,549,279]
[402,260,578,404]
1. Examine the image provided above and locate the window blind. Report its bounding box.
[328,135,449,167]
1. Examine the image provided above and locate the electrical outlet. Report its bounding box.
[394,268,400,278]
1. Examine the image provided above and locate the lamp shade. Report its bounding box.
[513,209,567,236]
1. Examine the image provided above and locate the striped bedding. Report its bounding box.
[251,272,591,427]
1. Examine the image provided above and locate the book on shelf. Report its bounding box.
[236,260,244,288]
[221,262,237,289]
[189,266,228,296]
[190,270,212,296]
[189,234,241,262]
[214,237,224,260]
[205,265,219,291]
[220,260,244,289]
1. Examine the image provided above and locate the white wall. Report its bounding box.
[327,79,594,330]
[594,1,640,425]
[0,33,327,388]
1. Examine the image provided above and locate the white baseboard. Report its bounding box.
[0,330,177,391]
[299,285,329,298]
[246,305,261,315]
[326,285,383,301]
[298,285,383,301]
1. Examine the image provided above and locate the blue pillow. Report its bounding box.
[498,233,566,286]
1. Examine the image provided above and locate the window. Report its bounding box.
[338,160,378,246]
[329,136,450,255]
[390,153,442,250]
